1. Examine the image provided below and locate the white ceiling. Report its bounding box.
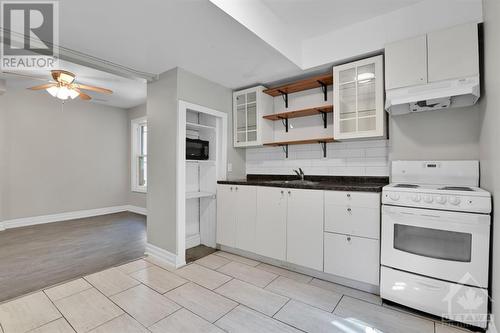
[261,0,422,39]
[0,0,483,108]
[0,60,147,109]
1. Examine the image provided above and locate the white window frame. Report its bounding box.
[131,116,147,193]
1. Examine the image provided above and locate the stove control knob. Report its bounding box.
[449,196,461,205]
[389,193,400,201]
[423,195,433,203]
[435,196,447,204]
[411,194,421,202]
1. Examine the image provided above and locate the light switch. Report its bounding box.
[227,163,233,172]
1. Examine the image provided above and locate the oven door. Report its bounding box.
[381,205,490,288]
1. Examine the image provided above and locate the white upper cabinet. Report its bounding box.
[333,55,385,140]
[385,23,479,89]
[427,23,479,82]
[233,86,273,147]
[385,35,428,90]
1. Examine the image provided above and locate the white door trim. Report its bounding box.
[177,100,227,265]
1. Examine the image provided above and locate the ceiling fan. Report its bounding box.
[9,70,113,101]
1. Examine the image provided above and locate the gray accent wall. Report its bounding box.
[389,105,481,161]
[127,103,147,209]
[146,67,245,255]
[479,0,500,328]
[147,68,179,253]
[0,88,129,220]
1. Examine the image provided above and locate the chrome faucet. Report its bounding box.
[293,168,305,181]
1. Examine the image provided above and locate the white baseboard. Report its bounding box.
[145,242,185,268]
[186,233,201,249]
[1,205,148,230]
[127,205,147,215]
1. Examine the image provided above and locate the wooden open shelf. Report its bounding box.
[264,137,335,147]
[263,73,333,97]
[263,105,333,121]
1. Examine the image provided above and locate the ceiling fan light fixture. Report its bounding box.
[46,86,80,100]
[46,86,59,97]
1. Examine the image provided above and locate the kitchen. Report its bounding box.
[0,1,498,332]
[201,21,492,331]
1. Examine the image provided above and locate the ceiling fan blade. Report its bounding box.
[75,83,112,94]
[79,92,92,100]
[28,83,57,90]
[2,71,51,82]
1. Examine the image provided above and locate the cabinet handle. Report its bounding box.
[347,193,351,198]
[280,190,284,194]
[235,186,238,191]
[288,190,291,195]
[347,207,352,213]
[347,236,351,242]
[230,187,233,191]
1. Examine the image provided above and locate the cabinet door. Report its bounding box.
[286,189,324,271]
[235,186,257,253]
[385,35,427,89]
[334,55,385,140]
[255,187,287,260]
[428,23,479,82]
[324,233,380,285]
[216,185,236,247]
[233,90,258,147]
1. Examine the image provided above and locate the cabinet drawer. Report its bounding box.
[324,233,380,285]
[325,191,380,208]
[325,205,380,239]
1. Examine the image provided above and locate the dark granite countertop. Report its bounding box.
[218,175,389,192]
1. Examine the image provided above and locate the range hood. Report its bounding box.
[385,76,480,115]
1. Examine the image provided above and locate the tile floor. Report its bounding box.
[0,251,474,333]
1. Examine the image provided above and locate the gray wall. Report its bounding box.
[177,67,246,179]
[146,67,245,255]
[147,68,179,253]
[0,93,6,222]
[389,105,481,161]
[479,0,500,328]
[0,88,129,220]
[127,103,147,209]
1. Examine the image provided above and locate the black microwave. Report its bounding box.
[186,138,209,160]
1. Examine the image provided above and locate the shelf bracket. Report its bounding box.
[278,90,289,108]
[317,81,327,101]
[281,144,289,158]
[280,117,289,132]
[319,111,327,129]
[319,141,327,158]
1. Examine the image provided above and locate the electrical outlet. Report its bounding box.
[227,163,233,172]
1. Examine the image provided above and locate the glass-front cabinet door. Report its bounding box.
[233,86,273,147]
[333,55,385,140]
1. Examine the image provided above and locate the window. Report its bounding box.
[131,117,147,192]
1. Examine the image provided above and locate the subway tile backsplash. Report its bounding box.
[246,139,390,176]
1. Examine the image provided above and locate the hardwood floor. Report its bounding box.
[0,212,146,302]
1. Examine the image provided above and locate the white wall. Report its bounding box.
[0,88,129,220]
[479,0,500,329]
[127,103,147,209]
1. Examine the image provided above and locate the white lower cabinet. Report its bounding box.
[255,187,287,261]
[216,185,236,248]
[216,185,256,251]
[217,185,381,287]
[324,232,380,285]
[287,189,324,271]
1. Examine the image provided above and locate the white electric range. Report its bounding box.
[380,161,491,329]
